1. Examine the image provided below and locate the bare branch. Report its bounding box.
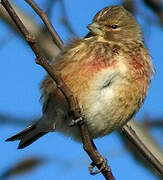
[2,0,163,178]
[25,0,64,49]
[145,119,163,128]
[122,121,163,175]
[143,0,163,24]
[1,157,45,179]
[1,0,115,179]
[0,3,60,59]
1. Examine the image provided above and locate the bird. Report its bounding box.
[6,6,154,149]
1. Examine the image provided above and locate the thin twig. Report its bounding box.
[1,0,115,179]
[1,157,45,179]
[122,123,163,175]
[1,0,77,116]
[25,0,64,50]
[145,119,163,128]
[80,126,115,179]
[26,1,163,177]
[143,0,163,25]
[0,2,60,59]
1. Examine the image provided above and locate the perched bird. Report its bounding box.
[6,6,154,149]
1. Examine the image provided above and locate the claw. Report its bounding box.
[68,117,84,127]
[89,158,108,175]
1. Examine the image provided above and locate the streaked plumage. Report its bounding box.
[6,6,154,149]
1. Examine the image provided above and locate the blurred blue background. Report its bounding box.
[0,0,162,179]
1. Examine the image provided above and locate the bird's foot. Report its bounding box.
[69,117,84,127]
[89,158,109,175]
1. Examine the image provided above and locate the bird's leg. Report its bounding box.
[68,117,84,127]
[69,116,109,174]
[89,140,109,175]
[89,158,108,175]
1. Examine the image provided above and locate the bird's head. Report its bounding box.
[88,6,142,42]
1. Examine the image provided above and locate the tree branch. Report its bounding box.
[25,0,64,50]
[0,2,60,59]
[119,120,163,177]
[122,122,163,175]
[2,0,163,178]
[143,0,163,25]
[1,0,115,179]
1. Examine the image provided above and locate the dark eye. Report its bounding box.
[111,25,118,29]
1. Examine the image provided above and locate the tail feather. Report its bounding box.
[6,124,47,149]
[6,124,36,142]
[18,131,46,149]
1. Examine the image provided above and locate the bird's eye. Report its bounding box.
[111,25,118,29]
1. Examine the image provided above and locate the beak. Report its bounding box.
[87,22,103,36]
